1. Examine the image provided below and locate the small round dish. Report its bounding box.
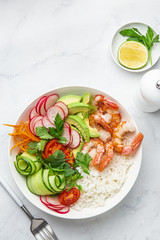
[9,86,142,219]
[111,22,160,72]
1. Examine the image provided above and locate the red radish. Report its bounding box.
[36,96,47,114]
[46,196,65,208]
[33,119,44,135]
[29,107,38,120]
[54,101,69,118]
[40,196,48,205]
[42,115,55,129]
[45,94,59,111]
[68,129,81,149]
[62,123,72,146]
[47,106,65,124]
[29,115,43,135]
[40,196,70,214]
[39,98,47,116]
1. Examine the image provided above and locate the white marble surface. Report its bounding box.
[0,0,160,239]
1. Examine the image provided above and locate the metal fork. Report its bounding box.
[0,177,59,240]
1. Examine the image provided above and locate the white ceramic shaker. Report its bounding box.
[134,69,160,112]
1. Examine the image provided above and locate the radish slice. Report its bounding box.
[40,196,70,214]
[46,196,65,208]
[39,97,47,116]
[42,115,55,129]
[36,96,47,115]
[29,107,38,120]
[62,123,72,146]
[68,129,81,149]
[54,101,69,118]
[52,206,70,214]
[47,106,65,124]
[45,94,59,111]
[34,119,44,135]
[40,196,48,205]
[29,115,43,135]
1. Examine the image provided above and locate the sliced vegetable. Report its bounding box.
[29,107,38,120]
[36,96,47,115]
[54,101,69,118]
[4,121,40,152]
[27,168,66,195]
[34,119,44,135]
[68,129,81,149]
[61,122,72,146]
[45,94,59,111]
[68,102,90,115]
[44,139,62,158]
[65,115,90,142]
[42,115,55,129]
[14,152,42,175]
[29,115,43,135]
[57,95,82,105]
[47,106,65,124]
[59,188,80,206]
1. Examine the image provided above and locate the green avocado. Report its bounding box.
[76,113,100,138]
[65,115,90,142]
[68,102,90,115]
[70,126,84,158]
[57,95,82,105]
[82,92,90,104]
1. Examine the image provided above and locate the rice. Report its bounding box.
[72,153,134,211]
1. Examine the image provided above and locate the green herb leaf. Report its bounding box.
[66,171,83,191]
[27,140,47,155]
[36,127,53,139]
[75,152,92,175]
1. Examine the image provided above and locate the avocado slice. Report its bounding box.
[57,95,82,105]
[65,115,90,142]
[76,113,100,138]
[70,126,84,158]
[82,92,90,104]
[68,102,90,115]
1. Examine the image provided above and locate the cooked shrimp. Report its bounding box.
[112,121,144,155]
[81,138,105,166]
[98,128,111,143]
[99,103,121,129]
[93,94,119,110]
[90,114,113,133]
[98,141,114,172]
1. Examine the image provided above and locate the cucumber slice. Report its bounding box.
[26,168,66,196]
[15,152,42,176]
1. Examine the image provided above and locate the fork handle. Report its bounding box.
[0,176,23,207]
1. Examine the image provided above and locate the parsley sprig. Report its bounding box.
[35,114,66,144]
[120,26,159,65]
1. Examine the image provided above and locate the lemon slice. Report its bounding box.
[118,41,148,69]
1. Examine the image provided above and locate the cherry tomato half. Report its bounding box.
[59,188,80,206]
[44,139,61,158]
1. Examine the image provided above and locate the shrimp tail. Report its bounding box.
[98,141,114,171]
[122,132,144,155]
[92,151,104,166]
[92,114,113,133]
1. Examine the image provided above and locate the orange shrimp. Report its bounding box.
[90,114,113,133]
[98,141,114,171]
[93,94,119,110]
[112,121,144,155]
[81,138,105,166]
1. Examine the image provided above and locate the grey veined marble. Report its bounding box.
[0,0,160,239]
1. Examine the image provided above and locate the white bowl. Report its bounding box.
[9,86,142,219]
[111,22,160,72]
